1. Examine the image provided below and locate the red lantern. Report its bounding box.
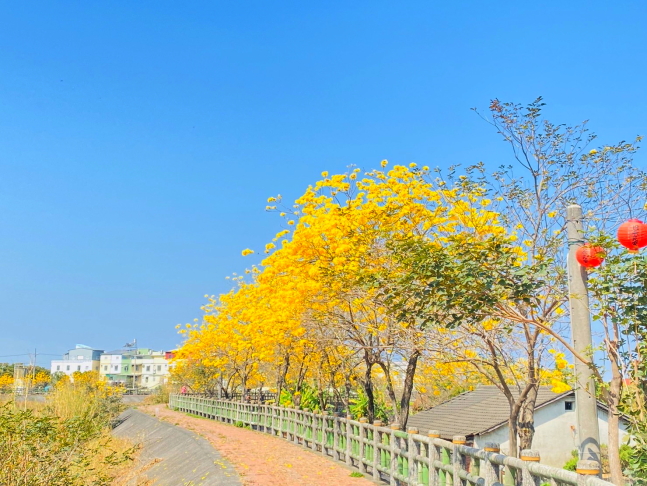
[617,219,647,252]
[576,244,605,268]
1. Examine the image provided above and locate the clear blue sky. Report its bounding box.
[1,2,646,366]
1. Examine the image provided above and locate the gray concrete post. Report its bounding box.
[428,430,440,486]
[452,435,466,486]
[359,418,368,473]
[346,415,353,466]
[520,449,540,486]
[482,442,500,486]
[389,424,400,486]
[566,204,601,467]
[407,427,419,486]
[373,420,383,481]
[576,460,601,486]
[332,412,340,460]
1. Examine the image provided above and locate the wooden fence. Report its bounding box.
[169,394,614,486]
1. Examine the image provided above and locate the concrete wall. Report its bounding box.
[50,359,99,376]
[474,396,628,468]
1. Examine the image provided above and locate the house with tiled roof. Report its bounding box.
[407,386,629,467]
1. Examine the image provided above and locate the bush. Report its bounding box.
[563,449,578,471]
[0,377,135,485]
[147,383,172,405]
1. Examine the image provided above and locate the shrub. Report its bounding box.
[0,378,135,485]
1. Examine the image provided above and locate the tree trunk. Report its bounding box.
[276,353,290,406]
[607,353,624,485]
[518,384,538,450]
[399,350,421,428]
[508,414,519,458]
[377,361,400,424]
[361,361,376,422]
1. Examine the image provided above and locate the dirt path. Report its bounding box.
[138,405,374,486]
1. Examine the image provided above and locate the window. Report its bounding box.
[146,366,150,372]
[145,377,149,383]
[565,401,574,411]
[56,365,60,371]
[124,365,129,372]
[114,365,118,371]
[104,365,107,371]
[77,365,81,371]
[66,365,70,371]
[157,365,162,371]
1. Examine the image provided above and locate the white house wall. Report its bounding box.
[474,397,628,468]
[50,359,99,376]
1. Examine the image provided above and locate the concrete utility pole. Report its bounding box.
[566,204,601,466]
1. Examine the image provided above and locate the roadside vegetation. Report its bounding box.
[172,99,647,483]
[0,371,141,486]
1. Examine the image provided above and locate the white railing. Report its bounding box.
[169,394,614,486]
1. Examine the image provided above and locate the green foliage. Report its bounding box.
[149,383,172,404]
[349,471,364,477]
[374,236,545,329]
[349,389,390,423]
[562,449,578,471]
[0,387,134,485]
[623,430,647,480]
[588,249,647,479]
[280,382,327,411]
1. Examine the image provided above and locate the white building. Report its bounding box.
[99,348,174,389]
[137,350,172,389]
[50,344,103,377]
[408,385,629,468]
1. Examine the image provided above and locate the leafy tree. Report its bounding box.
[588,247,647,484]
[459,98,646,462]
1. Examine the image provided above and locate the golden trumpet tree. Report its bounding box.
[175,162,522,427]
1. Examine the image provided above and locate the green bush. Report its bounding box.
[349,390,391,422]
[0,382,134,485]
[563,449,578,471]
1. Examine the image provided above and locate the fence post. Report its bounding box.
[389,423,401,486]
[482,442,500,486]
[311,411,318,452]
[408,427,419,486]
[373,420,383,482]
[333,412,341,460]
[452,436,466,486]
[520,450,540,486]
[576,460,601,486]
[359,418,368,473]
[346,415,353,466]
[428,430,440,486]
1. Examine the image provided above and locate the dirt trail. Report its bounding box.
[138,405,374,486]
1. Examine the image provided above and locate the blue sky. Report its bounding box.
[1,2,646,366]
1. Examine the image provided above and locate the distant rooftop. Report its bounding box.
[407,386,571,439]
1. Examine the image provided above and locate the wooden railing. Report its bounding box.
[169,394,615,486]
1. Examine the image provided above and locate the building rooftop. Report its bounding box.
[407,386,572,439]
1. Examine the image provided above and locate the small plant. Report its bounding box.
[563,449,578,471]
[234,421,245,428]
[349,471,363,478]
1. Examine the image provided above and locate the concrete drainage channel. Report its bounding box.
[112,409,241,486]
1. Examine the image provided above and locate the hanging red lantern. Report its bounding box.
[576,244,606,268]
[617,219,647,252]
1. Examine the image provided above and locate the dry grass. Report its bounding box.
[0,383,144,485]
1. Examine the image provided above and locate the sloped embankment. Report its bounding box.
[112,409,241,486]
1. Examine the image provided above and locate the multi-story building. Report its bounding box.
[50,344,104,377]
[99,348,173,389]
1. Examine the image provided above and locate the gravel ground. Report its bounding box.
[139,405,374,486]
